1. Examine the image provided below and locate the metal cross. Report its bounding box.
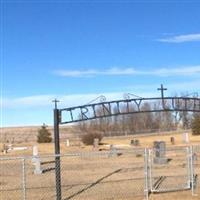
[157,84,167,99]
[52,99,60,109]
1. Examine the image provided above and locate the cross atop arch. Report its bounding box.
[157,84,167,99]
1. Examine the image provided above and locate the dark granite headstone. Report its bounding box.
[153,141,168,164]
[130,140,134,145]
[170,137,175,145]
[130,139,140,146]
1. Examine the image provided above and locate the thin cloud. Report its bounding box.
[54,67,139,77]
[154,66,200,76]
[2,95,55,108]
[106,67,138,75]
[3,80,200,110]
[55,69,98,77]
[54,66,200,77]
[157,33,200,43]
[2,91,156,109]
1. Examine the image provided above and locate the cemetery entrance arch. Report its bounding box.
[53,85,200,200]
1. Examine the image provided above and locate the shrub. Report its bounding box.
[81,131,103,145]
[192,115,200,136]
[37,124,52,143]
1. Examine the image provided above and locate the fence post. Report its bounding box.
[22,158,26,200]
[148,149,153,192]
[190,146,197,196]
[54,108,62,200]
[144,148,149,200]
[186,146,191,188]
[190,146,194,195]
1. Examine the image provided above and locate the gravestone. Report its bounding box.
[65,139,70,147]
[32,146,42,174]
[33,145,38,156]
[135,139,140,146]
[153,141,168,164]
[130,139,140,146]
[93,138,99,150]
[109,144,117,157]
[182,132,189,143]
[170,137,175,145]
[2,144,8,154]
[130,140,134,145]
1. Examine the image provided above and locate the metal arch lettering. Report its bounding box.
[80,107,89,120]
[133,99,143,111]
[59,97,200,124]
[101,103,112,115]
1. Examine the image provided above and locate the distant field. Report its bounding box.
[0,125,81,143]
[0,125,191,144]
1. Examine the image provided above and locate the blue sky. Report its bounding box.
[1,1,200,127]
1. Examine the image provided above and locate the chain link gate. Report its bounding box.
[144,146,198,199]
[193,145,200,196]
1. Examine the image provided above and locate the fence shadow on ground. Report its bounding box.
[63,168,122,200]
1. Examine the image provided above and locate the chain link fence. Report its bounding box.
[1,146,200,200]
[193,145,200,195]
[0,157,25,200]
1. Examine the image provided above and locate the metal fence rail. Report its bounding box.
[0,146,200,200]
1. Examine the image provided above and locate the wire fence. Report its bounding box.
[0,146,200,200]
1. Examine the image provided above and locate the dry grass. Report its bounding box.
[1,130,200,200]
[1,148,200,200]
[149,191,200,200]
[1,130,200,156]
[104,131,200,147]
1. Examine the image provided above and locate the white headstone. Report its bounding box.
[93,138,99,150]
[12,147,28,151]
[66,139,70,147]
[33,145,38,156]
[182,132,189,143]
[32,146,42,174]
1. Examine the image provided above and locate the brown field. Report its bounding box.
[1,129,200,156]
[0,125,80,143]
[1,130,200,200]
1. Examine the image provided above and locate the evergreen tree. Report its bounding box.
[192,114,200,135]
[37,124,52,143]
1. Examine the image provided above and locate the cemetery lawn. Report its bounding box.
[1,131,200,156]
[0,131,200,200]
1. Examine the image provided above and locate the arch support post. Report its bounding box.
[54,108,62,200]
